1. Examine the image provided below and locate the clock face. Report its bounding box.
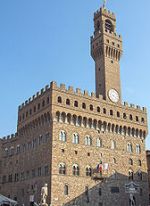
[108,89,119,103]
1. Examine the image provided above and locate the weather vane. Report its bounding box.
[103,0,107,8]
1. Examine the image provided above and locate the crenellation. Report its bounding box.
[68,86,74,93]
[60,84,66,91]
[36,91,39,97]
[25,100,28,106]
[76,88,81,95]
[84,90,89,96]
[45,84,49,91]
[40,88,44,94]
[7,135,10,140]
[28,97,31,103]
[91,92,96,98]
[105,29,122,40]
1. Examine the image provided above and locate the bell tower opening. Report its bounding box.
[91,7,123,103]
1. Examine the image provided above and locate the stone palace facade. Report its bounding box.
[0,4,149,206]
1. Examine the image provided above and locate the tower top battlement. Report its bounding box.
[94,7,115,20]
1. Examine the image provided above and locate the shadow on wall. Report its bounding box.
[63,171,149,206]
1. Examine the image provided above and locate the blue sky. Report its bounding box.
[0,0,150,148]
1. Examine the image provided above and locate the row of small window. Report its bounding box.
[59,163,143,180]
[57,96,145,123]
[1,165,49,184]
[19,96,50,122]
[64,184,143,198]
[4,133,50,157]
[59,131,142,154]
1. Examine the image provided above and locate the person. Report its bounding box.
[41,183,48,205]
[97,160,103,177]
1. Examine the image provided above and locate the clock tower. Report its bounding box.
[91,6,123,103]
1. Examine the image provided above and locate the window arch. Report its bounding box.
[111,140,116,150]
[117,111,120,117]
[105,19,114,32]
[138,160,142,167]
[86,166,92,177]
[85,136,92,146]
[110,110,113,116]
[73,164,79,176]
[59,163,66,175]
[64,184,69,195]
[141,117,145,123]
[96,138,102,147]
[113,158,117,164]
[58,96,62,103]
[103,108,106,114]
[66,99,70,105]
[127,143,133,153]
[129,114,133,121]
[82,103,86,109]
[72,133,79,144]
[74,101,78,107]
[129,158,133,166]
[136,144,141,154]
[90,104,93,111]
[97,106,100,113]
[59,131,66,142]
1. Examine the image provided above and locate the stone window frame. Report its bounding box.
[72,133,79,144]
[59,163,66,175]
[72,164,80,176]
[86,166,92,177]
[85,135,92,146]
[59,130,67,142]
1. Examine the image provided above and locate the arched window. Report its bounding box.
[58,96,62,103]
[74,101,78,107]
[64,184,69,195]
[47,96,50,104]
[117,111,120,117]
[97,106,100,113]
[129,158,133,166]
[129,114,133,121]
[138,160,142,167]
[123,113,127,119]
[103,108,106,114]
[111,140,116,150]
[73,164,79,176]
[141,117,145,123]
[136,144,141,154]
[129,170,134,180]
[105,19,113,32]
[110,110,113,116]
[113,158,117,164]
[82,103,86,109]
[127,143,133,153]
[96,138,102,147]
[66,99,70,105]
[73,133,79,144]
[86,166,92,177]
[90,105,93,111]
[59,163,66,175]
[85,136,92,146]
[59,131,66,142]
